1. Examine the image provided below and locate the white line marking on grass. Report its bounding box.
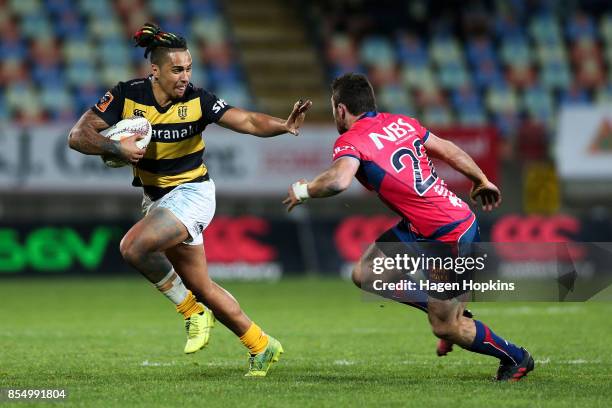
[535,358,550,364]
[562,359,601,364]
[399,360,490,366]
[141,360,175,367]
[206,361,237,367]
[323,357,601,369]
[333,360,355,366]
[472,306,583,316]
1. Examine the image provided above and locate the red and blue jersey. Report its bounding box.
[332,112,475,243]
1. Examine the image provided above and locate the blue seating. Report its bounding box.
[0,93,8,121]
[451,86,482,111]
[401,59,434,90]
[190,16,227,44]
[66,61,97,86]
[466,37,496,67]
[438,61,470,90]
[79,0,113,18]
[3,0,612,131]
[458,105,487,126]
[159,15,188,38]
[566,12,597,42]
[55,11,87,39]
[473,60,504,89]
[0,0,250,122]
[530,13,563,44]
[41,83,74,119]
[430,36,464,66]
[500,37,532,66]
[396,33,428,65]
[560,86,591,105]
[378,84,412,115]
[360,36,396,68]
[31,64,64,87]
[72,84,104,113]
[185,0,220,17]
[541,61,571,90]
[495,14,524,40]
[44,0,73,16]
[20,12,53,39]
[485,82,520,114]
[493,112,521,139]
[0,38,27,60]
[8,0,41,16]
[4,81,43,120]
[523,85,555,117]
[423,105,454,127]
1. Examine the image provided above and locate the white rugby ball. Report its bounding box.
[100,116,152,168]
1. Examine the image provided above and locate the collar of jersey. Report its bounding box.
[357,111,378,120]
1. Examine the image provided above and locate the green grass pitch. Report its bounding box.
[1,277,610,407]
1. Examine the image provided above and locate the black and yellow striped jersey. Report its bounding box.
[91,76,232,199]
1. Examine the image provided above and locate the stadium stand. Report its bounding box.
[306,0,612,158]
[0,0,252,123]
[2,0,612,156]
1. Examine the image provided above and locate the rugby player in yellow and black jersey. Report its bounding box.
[95,74,232,201]
[68,23,311,377]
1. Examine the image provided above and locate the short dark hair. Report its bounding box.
[331,73,377,115]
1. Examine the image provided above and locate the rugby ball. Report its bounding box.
[100,116,152,168]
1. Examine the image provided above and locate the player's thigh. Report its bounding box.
[122,207,189,253]
[138,180,216,248]
[357,220,417,283]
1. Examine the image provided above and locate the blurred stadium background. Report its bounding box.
[1,0,612,280]
[1,1,612,406]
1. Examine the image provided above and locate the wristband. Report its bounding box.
[292,182,310,202]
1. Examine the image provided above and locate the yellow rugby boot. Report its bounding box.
[184,306,215,354]
[244,336,284,377]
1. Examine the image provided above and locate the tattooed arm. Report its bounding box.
[68,110,145,163]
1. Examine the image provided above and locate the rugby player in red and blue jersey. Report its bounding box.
[284,73,533,381]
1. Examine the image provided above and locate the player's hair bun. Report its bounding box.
[133,23,187,59]
[133,22,162,50]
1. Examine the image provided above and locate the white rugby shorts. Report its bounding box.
[141,179,216,245]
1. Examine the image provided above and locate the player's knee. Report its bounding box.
[119,237,135,265]
[119,236,145,266]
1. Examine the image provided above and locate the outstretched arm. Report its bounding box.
[218,99,312,137]
[424,132,501,211]
[283,157,360,212]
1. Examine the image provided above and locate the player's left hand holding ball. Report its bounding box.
[100,116,152,167]
[470,178,502,211]
[283,179,309,212]
[284,99,313,136]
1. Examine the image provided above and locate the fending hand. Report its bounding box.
[470,179,502,211]
[285,99,312,136]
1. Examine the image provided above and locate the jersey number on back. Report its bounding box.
[391,139,438,195]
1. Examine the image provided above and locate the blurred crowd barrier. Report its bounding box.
[0,124,498,196]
